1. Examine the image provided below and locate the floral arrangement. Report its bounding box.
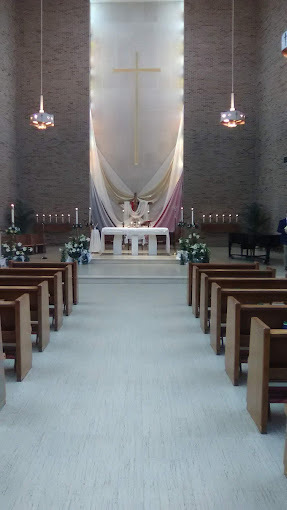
[63,234,91,264]
[1,241,33,262]
[5,226,21,235]
[177,231,210,264]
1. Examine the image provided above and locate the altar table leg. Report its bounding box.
[113,235,122,255]
[131,236,138,256]
[148,235,157,256]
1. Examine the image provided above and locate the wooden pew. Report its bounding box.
[0,274,63,331]
[225,301,287,385]
[187,262,259,306]
[0,283,50,352]
[0,318,6,410]
[9,260,78,305]
[200,275,285,334]
[192,266,275,318]
[247,318,287,433]
[1,266,72,316]
[284,405,287,476]
[210,287,287,355]
[0,294,32,381]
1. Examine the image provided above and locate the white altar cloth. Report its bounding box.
[101,227,170,256]
[89,228,101,253]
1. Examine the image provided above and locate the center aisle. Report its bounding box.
[1,280,287,509]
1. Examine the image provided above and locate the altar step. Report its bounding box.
[78,258,187,284]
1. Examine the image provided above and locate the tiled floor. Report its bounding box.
[0,248,286,509]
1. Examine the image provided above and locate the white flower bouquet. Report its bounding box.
[6,226,21,235]
[1,241,33,263]
[64,235,91,264]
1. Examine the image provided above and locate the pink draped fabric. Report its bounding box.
[154,175,183,232]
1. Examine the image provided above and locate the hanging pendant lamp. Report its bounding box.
[220,0,245,128]
[30,0,54,130]
[282,31,287,57]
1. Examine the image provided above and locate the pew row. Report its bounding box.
[0,283,50,352]
[210,287,287,355]
[9,261,78,305]
[187,262,259,306]
[247,318,287,434]
[0,319,5,410]
[225,300,287,385]
[0,274,63,331]
[0,294,32,381]
[192,266,275,318]
[1,266,72,316]
[0,267,71,316]
[200,276,287,334]
[285,405,287,477]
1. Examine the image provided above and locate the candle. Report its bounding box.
[55,214,58,224]
[222,214,225,223]
[88,207,92,224]
[68,214,71,223]
[180,206,184,222]
[75,208,79,225]
[42,214,45,223]
[191,208,194,225]
[11,204,15,226]
[203,214,205,223]
[229,214,232,223]
[49,214,52,223]
[61,214,64,223]
[209,214,212,223]
[216,214,219,223]
[36,214,39,223]
[236,214,239,223]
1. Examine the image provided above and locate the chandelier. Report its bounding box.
[30,0,54,130]
[220,0,245,128]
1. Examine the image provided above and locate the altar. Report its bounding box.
[101,227,170,256]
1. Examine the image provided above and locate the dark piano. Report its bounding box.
[228,232,281,264]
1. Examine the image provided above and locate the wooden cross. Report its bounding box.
[113,52,160,166]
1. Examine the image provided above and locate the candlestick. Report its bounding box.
[191,207,194,225]
[229,214,232,223]
[236,214,239,223]
[36,214,39,223]
[209,214,212,223]
[180,206,184,222]
[75,208,79,225]
[88,207,92,225]
[11,204,15,226]
[55,214,58,224]
[216,214,219,223]
[202,214,205,224]
[49,214,52,223]
[222,214,225,223]
[42,214,45,223]
[68,214,71,223]
[61,214,64,223]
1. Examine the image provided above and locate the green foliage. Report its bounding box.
[243,202,270,234]
[6,200,35,233]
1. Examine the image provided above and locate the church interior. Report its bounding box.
[1,0,287,508]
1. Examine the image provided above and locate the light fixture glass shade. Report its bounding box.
[220,93,245,128]
[220,109,246,128]
[29,111,54,130]
[282,31,287,57]
[30,94,54,130]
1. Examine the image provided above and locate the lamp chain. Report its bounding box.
[40,0,43,111]
[231,0,234,97]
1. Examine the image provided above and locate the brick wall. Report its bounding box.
[184,0,258,225]
[256,0,287,231]
[16,0,90,226]
[0,0,18,228]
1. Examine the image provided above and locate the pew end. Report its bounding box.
[247,318,287,434]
